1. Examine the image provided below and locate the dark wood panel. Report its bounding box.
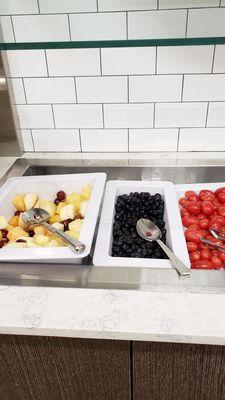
[0,335,130,400]
[133,341,225,400]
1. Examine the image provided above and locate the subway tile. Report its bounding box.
[20,130,34,151]
[76,77,127,103]
[213,45,225,73]
[101,47,156,75]
[70,13,126,41]
[157,46,213,74]
[98,0,157,11]
[129,75,182,102]
[128,10,186,39]
[179,128,225,151]
[129,129,178,151]
[80,129,128,152]
[46,49,100,76]
[155,102,207,128]
[32,129,80,152]
[159,0,219,8]
[39,0,96,13]
[104,103,154,128]
[0,0,39,15]
[7,78,26,104]
[187,8,225,38]
[16,105,54,129]
[0,16,14,42]
[24,78,76,104]
[6,50,47,77]
[53,104,103,128]
[183,75,225,101]
[207,102,225,127]
[12,15,70,42]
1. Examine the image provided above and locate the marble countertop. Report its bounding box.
[1,154,225,346]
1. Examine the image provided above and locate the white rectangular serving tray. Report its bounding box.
[93,180,190,269]
[0,173,106,263]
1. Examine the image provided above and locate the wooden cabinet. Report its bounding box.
[132,341,225,400]
[0,335,130,400]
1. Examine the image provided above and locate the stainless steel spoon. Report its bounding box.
[136,218,191,277]
[22,208,85,254]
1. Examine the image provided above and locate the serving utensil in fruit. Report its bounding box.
[136,218,191,277]
[200,236,225,253]
[210,228,225,242]
[22,208,85,254]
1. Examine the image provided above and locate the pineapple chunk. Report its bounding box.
[66,192,81,204]
[8,215,19,227]
[7,227,29,241]
[27,242,39,248]
[34,199,40,208]
[49,214,60,224]
[5,241,27,248]
[34,225,49,236]
[56,201,67,214]
[18,214,29,230]
[51,222,64,232]
[65,230,79,240]
[80,201,88,217]
[81,184,92,200]
[47,239,62,247]
[59,204,75,221]
[24,193,38,210]
[34,234,50,246]
[73,199,81,212]
[39,200,56,218]
[69,219,83,234]
[12,194,26,212]
[0,216,8,229]
[6,224,14,232]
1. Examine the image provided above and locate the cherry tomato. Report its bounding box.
[182,216,199,228]
[208,221,222,231]
[186,194,199,202]
[215,187,225,196]
[190,251,201,262]
[191,260,213,269]
[185,229,201,244]
[218,251,225,261]
[197,229,208,238]
[185,190,196,198]
[209,212,218,220]
[211,256,223,269]
[218,206,225,218]
[211,250,220,257]
[189,224,200,231]
[200,249,211,260]
[196,213,205,220]
[201,194,215,202]
[199,218,209,229]
[187,242,198,252]
[183,201,191,209]
[210,215,225,226]
[180,208,190,217]
[205,236,223,247]
[187,202,201,215]
[218,192,225,204]
[199,243,208,250]
[202,200,214,216]
[213,200,221,211]
[199,189,214,199]
[179,197,186,206]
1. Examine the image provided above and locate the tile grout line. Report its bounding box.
[127,76,129,102]
[99,48,103,75]
[8,73,225,79]
[205,102,209,127]
[211,45,216,73]
[181,74,185,101]
[126,12,128,40]
[78,128,83,152]
[157,0,159,9]
[155,47,158,74]
[22,78,28,104]
[177,128,180,152]
[10,16,16,42]
[74,77,78,102]
[44,50,50,76]
[30,129,36,152]
[153,102,156,128]
[37,0,41,13]
[102,104,105,128]
[67,14,72,41]
[185,9,189,38]
[128,128,130,152]
[96,0,99,12]
[51,104,56,128]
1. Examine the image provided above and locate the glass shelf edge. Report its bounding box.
[1,37,225,50]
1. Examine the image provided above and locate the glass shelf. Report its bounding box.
[1,37,225,50]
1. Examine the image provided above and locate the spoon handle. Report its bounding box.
[157,239,191,277]
[42,222,85,254]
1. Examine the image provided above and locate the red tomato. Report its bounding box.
[215,187,225,196]
[202,200,214,216]
[200,249,211,260]
[197,229,208,238]
[208,221,222,231]
[199,218,209,229]
[211,250,220,257]
[205,236,223,247]
[218,192,225,204]
[191,260,213,269]
[187,202,201,215]
[209,212,218,220]
[218,251,225,261]
[199,189,214,198]
[182,216,199,228]
[185,229,201,244]
[186,194,199,202]
[196,213,206,220]
[183,201,191,209]
[218,206,225,218]
[180,208,190,217]
[211,256,223,269]
[179,197,186,206]
[199,243,208,250]
[189,224,200,231]
[187,242,198,252]
[201,194,215,202]
[213,200,221,211]
[211,215,225,226]
[190,251,201,262]
[185,190,196,198]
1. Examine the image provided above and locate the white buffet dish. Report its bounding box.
[93,180,190,269]
[0,173,106,264]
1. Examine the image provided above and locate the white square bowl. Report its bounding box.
[93,180,190,269]
[0,173,106,263]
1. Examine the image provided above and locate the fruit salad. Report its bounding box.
[0,184,92,249]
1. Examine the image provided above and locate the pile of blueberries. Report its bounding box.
[112,192,167,259]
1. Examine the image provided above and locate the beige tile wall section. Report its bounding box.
[0,1,225,152]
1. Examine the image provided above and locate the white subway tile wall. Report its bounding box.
[2,2,225,153]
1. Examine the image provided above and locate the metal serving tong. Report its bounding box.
[200,228,225,253]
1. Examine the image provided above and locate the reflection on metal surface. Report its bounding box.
[1,158,225,293]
